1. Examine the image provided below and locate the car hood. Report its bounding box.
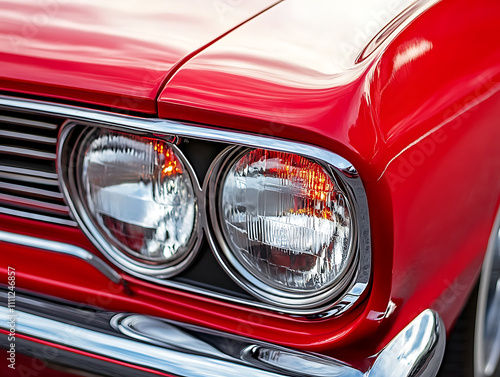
[158,0,422,162]
[0,0,280,113]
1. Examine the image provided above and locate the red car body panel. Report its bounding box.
[1,0,500,372]
[0,214,373,364]
[158,0,500,352]
[0,0,279,113]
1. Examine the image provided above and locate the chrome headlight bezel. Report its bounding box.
[58,122,203,278]
[206,146,360,310]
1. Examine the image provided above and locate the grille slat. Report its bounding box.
[0,146,57,160]
[0,194,70,215]
[0,159,57,176]
[0,171,59,186]
[0,130,57,145]
[0,115,58,130]
[0,110,75,226]
[0,165,58,180]
[0,182,64,200]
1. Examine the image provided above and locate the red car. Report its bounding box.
[1,0,499,376]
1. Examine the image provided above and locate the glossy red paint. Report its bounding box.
[363,0,500,346]
[1,0,500,370]
[0,0,279,113]
[158,0,500,351]
[158,0,391,176]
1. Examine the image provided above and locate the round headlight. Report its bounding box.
[70,128,199,276]
[213,148,354,307]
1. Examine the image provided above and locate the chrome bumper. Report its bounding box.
[0,290,445,377]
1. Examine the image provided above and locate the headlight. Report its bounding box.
[210,148,356,308]
[64,127,200,277]
[58,119,369,314]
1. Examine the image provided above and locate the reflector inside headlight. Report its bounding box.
[220,149,353,293]
[78,130,197,268]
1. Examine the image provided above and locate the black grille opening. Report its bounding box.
[0,109,75,226]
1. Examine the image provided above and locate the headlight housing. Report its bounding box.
[208,147,358,309]
[58,118,370,315]
[61,126,201,277]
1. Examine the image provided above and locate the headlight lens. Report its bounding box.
[77,129,197,270]
[219,148,353,297]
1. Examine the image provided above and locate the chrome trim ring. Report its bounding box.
[206,146,359,310]
[0,94,371,317]
[58,122,204,279]
[475,205,500,376]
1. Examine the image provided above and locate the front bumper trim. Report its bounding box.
[0,291,444,377]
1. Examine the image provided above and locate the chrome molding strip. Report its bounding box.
[0,94,371,317]
[0,95,354,171]
[0,290,445,377]
[0,230,121,283]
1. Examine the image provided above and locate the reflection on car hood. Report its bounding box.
[0,0,279,113]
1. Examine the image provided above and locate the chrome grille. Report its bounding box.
[0,110,76,226]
